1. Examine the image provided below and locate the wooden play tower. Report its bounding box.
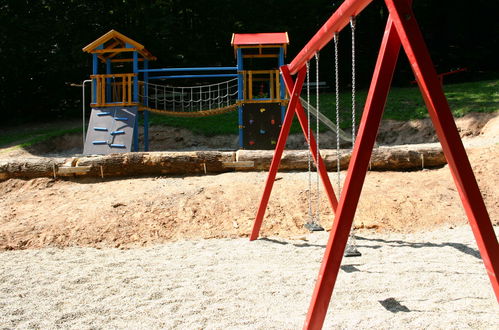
[232,33,289,149]
[82,30,290,154]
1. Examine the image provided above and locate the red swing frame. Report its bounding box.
[249,0,499,328]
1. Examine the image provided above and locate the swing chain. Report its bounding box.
[333,33,341,195]
[350,17,357,142]
[315,53,321,224]
[306,62,312,222]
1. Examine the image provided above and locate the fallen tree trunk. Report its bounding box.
[236,144,445,171]
[0,145,446,181]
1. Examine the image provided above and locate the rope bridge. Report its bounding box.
[139,78,239,117]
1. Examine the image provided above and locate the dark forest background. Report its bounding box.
[1,0,498,125]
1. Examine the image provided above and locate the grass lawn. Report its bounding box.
[147,79,499,136]
[0,128,81,152]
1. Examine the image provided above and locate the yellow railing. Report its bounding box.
[242,70,285,103]
[90,73,137,107]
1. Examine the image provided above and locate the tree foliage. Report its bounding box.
[0,0,497,124]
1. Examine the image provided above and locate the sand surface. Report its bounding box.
[1,225,497,329]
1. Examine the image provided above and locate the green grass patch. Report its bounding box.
[0,128,80,150]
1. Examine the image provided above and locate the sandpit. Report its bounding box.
[1,226,498,329]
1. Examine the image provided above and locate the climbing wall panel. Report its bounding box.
[83,106,137,155]
[242,103,282,149]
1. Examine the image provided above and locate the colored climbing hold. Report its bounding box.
[114,117,129,121]
[249,119,254,125]
[94,127,108,131]
[97,112,111,116]
[92,140,107,145]
[271,119,275,125]
[110,144,126,148]
[260,129,266,134]
[260,108,266,113]
[110,131,125,135]
[271,140,276,145]
[249,140,255,146]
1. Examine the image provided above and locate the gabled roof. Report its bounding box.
[231,33,289,46]
[82,30,156,61]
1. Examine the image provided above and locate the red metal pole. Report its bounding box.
[385,0,499,301]
[288,0,374,75]
[249,66,307,241]
[304,16,402,330]
[280,72,339,213]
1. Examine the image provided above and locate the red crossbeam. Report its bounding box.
[288,0,374,75]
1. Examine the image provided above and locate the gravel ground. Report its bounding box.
[1,225,497,329]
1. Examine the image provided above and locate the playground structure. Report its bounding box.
[82,30,289,154]
[246,0,498,329]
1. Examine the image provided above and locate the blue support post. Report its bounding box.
[106,59,111,103]
[237,48,244,149]
[279,47,286,122]
[132,49,139,151]
[143,60,149,151]
[92,54,98,103]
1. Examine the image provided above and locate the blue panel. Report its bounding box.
[84,107,138,155]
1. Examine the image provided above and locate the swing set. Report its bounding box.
[248,0,499,328]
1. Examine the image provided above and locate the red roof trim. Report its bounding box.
[231,33,289,46]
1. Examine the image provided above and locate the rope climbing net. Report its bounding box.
[138,78,239,116]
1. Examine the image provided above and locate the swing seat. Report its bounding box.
[304,222,324,232]
[344,244,362,257]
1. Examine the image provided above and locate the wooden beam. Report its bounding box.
[92,47,137,54]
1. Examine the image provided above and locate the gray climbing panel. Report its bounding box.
[83,106,137,155]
